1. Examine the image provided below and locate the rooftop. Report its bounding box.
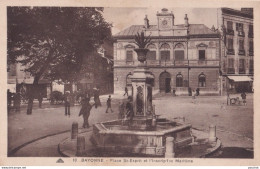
[114,24,219,39]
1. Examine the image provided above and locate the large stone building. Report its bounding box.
[217,8,254,94]
[113,8,221,96]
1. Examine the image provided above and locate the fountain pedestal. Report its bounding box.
[91,45,193,157]
[130,65,154,128]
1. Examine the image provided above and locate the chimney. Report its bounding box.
[184,14,189,27]
[144,15,149,29]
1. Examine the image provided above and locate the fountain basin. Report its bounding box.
[91,118,193,156]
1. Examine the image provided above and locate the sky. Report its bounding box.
[103,8,219,35]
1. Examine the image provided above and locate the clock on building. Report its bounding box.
[160,18,171,29]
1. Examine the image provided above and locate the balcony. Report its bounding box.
[173,60,189,66]
[227,68,235,74]
[188,60,220,67]
[249,50,254,56]
[239,68,245,74]
[227,49,235,55]
[114,60,220,67]
[226,29,234,35]
[238,31,245,37]
[238,50,245,56]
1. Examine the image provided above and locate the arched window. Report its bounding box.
[176,74,183,87]
[147,44,156,60]
[160,43,170,61]
[126,73,132,86]
[198,73,206,87]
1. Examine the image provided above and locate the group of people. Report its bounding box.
[188,87,200,98]
[227,92,247,106]
[7,89,44,112]
[74,88,113,128]
[7,90,21,112]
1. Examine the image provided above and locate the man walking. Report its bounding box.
[64,91,71,116]
[123,86,128,96]
[79,97,94,128]
[38,92,43,108]
[93,87,101,108]
[241,92,247,106]
[105,95,113,113]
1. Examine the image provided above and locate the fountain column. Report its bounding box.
[131,47,154,120]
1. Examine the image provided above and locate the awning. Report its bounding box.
[227,76,253,82]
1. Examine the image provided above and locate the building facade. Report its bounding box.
[218,8,254,94]
[113,8,221,96]
[7,62,51,98]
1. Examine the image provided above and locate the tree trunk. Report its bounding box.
[26,50,54,115]
[26,76,40,115]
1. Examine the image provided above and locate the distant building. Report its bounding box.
[113,8,221,95]
[75,42,114,94]
[217,8,254,93]
[7,62,51,98]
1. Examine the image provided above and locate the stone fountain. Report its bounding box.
[90,32,194,157]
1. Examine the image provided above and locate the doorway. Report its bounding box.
[165,78,171,93]
[159,71,171,93]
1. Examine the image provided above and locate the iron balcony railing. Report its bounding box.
[226,29,234,35]
[238,50,245,56]
[239,68,246,74]
[227,49,235,55]
[114,60,220,67]
[227,68,235,74]
[249,50,254,56]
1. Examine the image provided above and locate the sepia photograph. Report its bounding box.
[1,0,260,166]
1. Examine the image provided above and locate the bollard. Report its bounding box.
[76,136,85,156]
[71,122,78,139]
[152,105,155,115]
[165,137,175,158]
[209,124,216,142]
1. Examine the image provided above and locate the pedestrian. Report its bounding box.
[188,87,192,96]
[118,101,125,119]
[64,91,71,116]
[78,97,94,128]
[241,92,247,106]
[172,88,176,96]
[38,92,43,108]
[14,92,21,112]
[105,95,113,113]
[126,96,134,123]
[196,88,200,96]
[93,87,101,108]
[7,89,11,106]
[227,93,230,105]
[192,89,196,99]
[123,86,128,96]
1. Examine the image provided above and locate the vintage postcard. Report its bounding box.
[0,0,260,166]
